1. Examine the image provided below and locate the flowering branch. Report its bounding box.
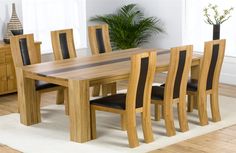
[203,3,234,25]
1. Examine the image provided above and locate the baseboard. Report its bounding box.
[220,73,236,85]
[220,56,236,85]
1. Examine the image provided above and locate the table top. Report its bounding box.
[22,48,201,87]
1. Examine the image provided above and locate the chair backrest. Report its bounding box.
[198,39,226,91]
[165,45,193,100]
[51,29,77,60]
[88,24,112,55]
[126,51,157,111]
[10,34,41,67]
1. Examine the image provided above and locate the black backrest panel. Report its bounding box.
[206,44,219,90]
[96,29,105,54]
[59,33,70,59]
[173,50,187,99]
[19,38,31,66]
[136,57,149,108]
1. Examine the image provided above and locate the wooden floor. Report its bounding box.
[150,125,236,153]
[0,80,235,153]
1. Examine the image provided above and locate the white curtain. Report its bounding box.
[183,0,236,57]
[22,0,86,54]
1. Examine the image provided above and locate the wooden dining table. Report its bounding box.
[16,48,201,143]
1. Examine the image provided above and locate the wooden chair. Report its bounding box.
[51,29,77,114]
[88,24,116,97]
[10,34,66,115]
[51,29,77,60]
[90,51,157,148]
[151,45,193,136]
[187,39,226,126]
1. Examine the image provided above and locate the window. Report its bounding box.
[183,0,236,57]
[22,0,86,54]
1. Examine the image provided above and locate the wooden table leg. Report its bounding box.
[16,68,41,125]
[69,79,91,143]
[190,64,200,109]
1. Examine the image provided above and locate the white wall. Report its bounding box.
[221,57,236,85]
[2,0,182,49]
[86,0,183,49]
[0,0,22,40]
[1,0,235,85]
[87,0,236,85]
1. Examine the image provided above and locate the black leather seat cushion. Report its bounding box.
[187,79,198,91]
[151,85,165,100]
[90,94,126,110]
[35,81,58,91]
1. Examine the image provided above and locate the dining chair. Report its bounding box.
[10,34,66,115]
[151,45,193,136]
[88,24,117,97]
[51,29,77,60]
[187,39,226,126]
[90,51,157,148]
[51,29,77,115]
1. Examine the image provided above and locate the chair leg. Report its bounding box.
[121,114,127,131]
[210,91,221,122]
[110,82,117,95]
[154,104,161,121]
[163,101,176,136]
[92,85,100,97]
[102,83,117,96]
[90,108,96,139]
[162,105,165,119]
[17,97,20,113]
[102,84,109,96]
[64,88,69,115]
[177,97,189,132]
[141,112,154,143]
[56,88,64,105]
[126,112,139,148]
[197,93,209,126]
[187,95,194,112]
[36,92,41,122]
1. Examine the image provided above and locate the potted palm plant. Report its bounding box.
[90,4,164,50]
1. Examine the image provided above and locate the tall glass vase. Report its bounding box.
[213,24,220,40]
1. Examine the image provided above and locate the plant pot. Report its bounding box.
[213,24,220,40]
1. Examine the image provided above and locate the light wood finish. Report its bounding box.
[51,29,77,60]
[88,24,116,97]
[51,29,77,115]
[88,24,112,55]
[0,41,40,95]
[69,79,91,142]
[149,125,236,153]
[0,83,236,152]
[91,52,157,148]
[152,45,193,136]
[17,48,201,143]
[0,144,22,153]
[0,82,235,115]
[187,39,226,126]
[10,34,65,114]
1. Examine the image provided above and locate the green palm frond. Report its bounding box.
[90,4,164,50]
